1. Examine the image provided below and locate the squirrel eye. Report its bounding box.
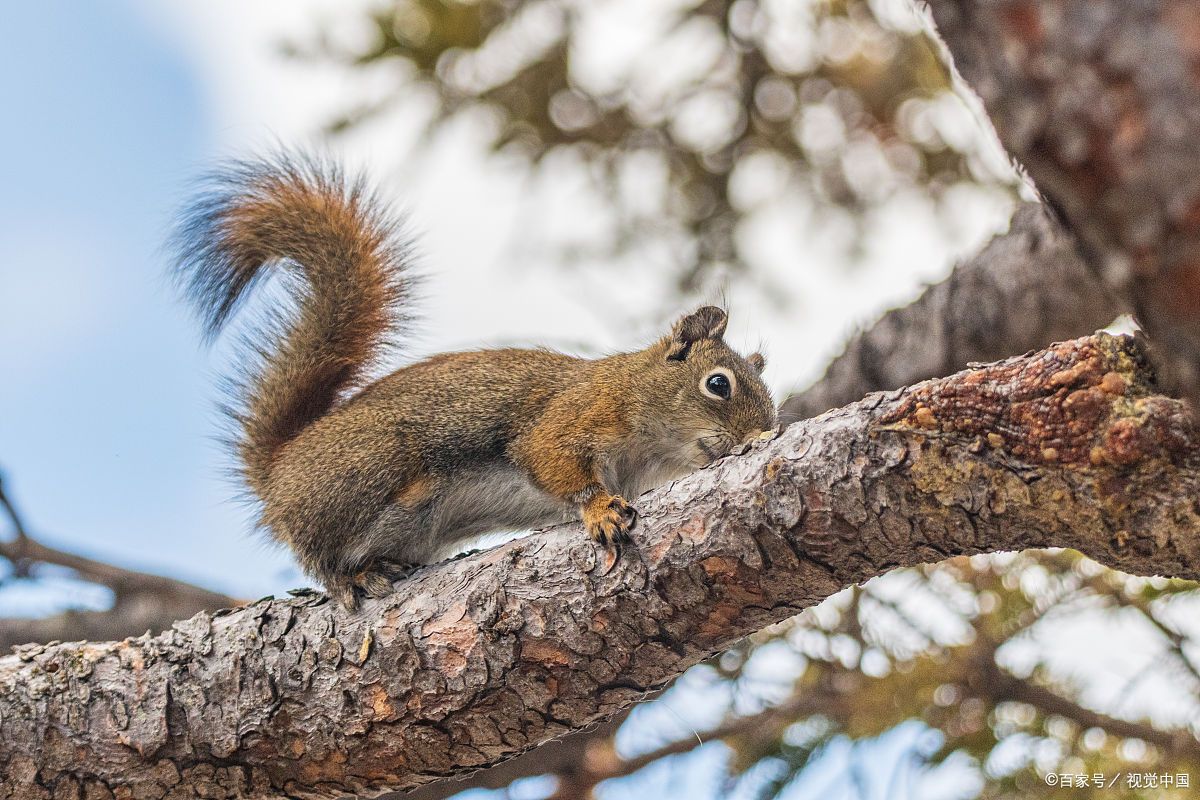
[703,372,733,400]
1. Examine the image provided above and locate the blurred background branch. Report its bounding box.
[297,0,1019,301]
[779,202,1123,422]
[0,470,238,650]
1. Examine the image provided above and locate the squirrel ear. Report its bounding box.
[666,306,728,361]
[747,352,766,373]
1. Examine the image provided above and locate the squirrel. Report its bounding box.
[174,153,777,608]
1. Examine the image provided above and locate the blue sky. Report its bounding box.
[1,1,298,607]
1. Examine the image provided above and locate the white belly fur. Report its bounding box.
[432,464,576,546]
[415,450,699,564]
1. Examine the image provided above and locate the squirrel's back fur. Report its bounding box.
[173,155,413,494]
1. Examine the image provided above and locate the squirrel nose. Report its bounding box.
[741,429,770,446]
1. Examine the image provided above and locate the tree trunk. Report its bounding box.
[779,203,1123,423]
[2,333,1197,799]
[926,0,1200,409]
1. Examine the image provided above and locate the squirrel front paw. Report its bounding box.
[582,493,637,548]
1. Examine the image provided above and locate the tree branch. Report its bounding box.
[780,203,1123,423]
[0,594,243,656]
[1,333,1198,799]
[536,605,1200,800]
[0,475,31,559]
[925,0,1200,407]
[391,709,634,800]
[545,692,829,800]
[989,664,1200,760]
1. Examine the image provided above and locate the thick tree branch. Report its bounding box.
[392,709,633,800]
[536,598,1200,800]
[2,333,1198,799]
[0,594,242,656]
[925,0,1200,407]
[780,203,1123,423]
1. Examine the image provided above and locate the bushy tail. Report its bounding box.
[173,153,414,493]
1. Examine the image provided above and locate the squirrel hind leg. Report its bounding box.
[306,495,434,608]
[323,559,421,610]
[325,577,362,611]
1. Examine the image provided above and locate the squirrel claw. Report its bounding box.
[585,495,637,549]
[326,560,419,609]
[376,559,420,581]
[326,579,362,611]
[356,569,396,598]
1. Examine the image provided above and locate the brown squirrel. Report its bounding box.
[174,154,776,608]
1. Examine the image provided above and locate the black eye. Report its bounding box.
[705,373,732,399]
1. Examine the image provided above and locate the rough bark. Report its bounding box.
[394,710,631,800]
[926,0,1200,407]
[1,333,1198,799]
[779,202,1124,424]
[0,593,240,656]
